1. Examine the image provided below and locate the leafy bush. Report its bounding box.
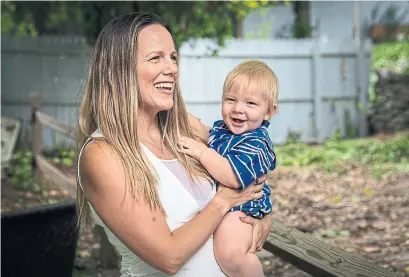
[4,148,76,192]
[369,39,409,106]
[372,39,409,73]
[50,149,76,168]
[275,131,409,178]
[4,150,41,192]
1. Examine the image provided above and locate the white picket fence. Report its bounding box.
[1,36,372,148]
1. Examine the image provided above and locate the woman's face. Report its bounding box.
[137,24,179,115]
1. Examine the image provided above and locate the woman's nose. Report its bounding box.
[163,58,178,76]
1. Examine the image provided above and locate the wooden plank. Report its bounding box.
[35,111,76,139]
[35,154,76,198]
[1,116,21,166]
[264,220,402,277]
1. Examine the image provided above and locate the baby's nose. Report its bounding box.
[233,104,244,113]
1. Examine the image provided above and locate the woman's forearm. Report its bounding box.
[169,196,228,268]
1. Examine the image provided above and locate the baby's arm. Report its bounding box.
[178,136,242,189]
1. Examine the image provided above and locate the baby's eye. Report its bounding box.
[225,98,235,102]
[247,101,257,106]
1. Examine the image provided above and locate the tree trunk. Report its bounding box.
[293,1,311,38]
[232,15,243,38]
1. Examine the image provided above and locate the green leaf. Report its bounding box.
[326,230,338,237]
[62,157,73,167]
[363,187,374,197]
[331,196,342,204]
[338,230,351,237]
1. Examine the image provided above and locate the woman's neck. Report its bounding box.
[137,109,160,135]
[137,110,174,159]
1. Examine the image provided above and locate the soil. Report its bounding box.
[2,162,408,277]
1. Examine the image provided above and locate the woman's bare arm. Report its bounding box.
[188,113,210,141]
[80,140,262,274]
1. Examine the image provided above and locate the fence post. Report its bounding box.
[31,93,43,184]
[355,5,369,138]
[311,36,322,143]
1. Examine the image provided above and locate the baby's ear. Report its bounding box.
[264,103,277,120]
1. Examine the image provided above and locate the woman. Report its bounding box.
[76,12,272,277]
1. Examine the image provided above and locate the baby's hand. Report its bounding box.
[178,136,208,160]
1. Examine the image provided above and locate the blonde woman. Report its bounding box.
[76,12,272,277]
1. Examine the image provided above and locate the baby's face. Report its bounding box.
[222,81,273,135]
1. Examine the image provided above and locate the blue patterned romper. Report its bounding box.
[208,120,276,219]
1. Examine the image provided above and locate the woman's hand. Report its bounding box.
[213,174,267,212]
[240,214,272,253]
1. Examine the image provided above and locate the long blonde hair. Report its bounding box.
[76,13,208,227]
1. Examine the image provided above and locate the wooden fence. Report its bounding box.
[30,93,119,268]
[30,93,402,277]
[31,93,77,197]
[3,36,371,148]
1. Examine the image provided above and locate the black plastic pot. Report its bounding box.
[1,199,79,277]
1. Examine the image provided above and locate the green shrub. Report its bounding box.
[275,131,409,177]
[4,150,41,192]
[370,39,409,106]
[372,39,409,73]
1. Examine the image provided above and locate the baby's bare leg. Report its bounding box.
[214,211,265,277]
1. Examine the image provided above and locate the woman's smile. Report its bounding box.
[153,81,174,95]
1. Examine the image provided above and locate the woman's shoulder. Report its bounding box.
[79,139,125,190]
[80,139,118,167]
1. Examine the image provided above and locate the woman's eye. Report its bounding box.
[150,56,160,61]
[171,55,178,61]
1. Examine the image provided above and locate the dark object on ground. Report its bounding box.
[1,200,79,277]
[370,70,409,133]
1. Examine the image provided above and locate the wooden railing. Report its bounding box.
[30,93,119,268]
[30,93,402,277]
[31,94,77,197]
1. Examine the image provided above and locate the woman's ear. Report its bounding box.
[264,103,277,121]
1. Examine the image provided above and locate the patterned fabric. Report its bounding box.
[208,120,276,218]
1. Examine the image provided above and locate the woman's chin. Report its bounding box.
[158,100,174,111]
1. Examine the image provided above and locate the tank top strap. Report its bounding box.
[77,130,104,192]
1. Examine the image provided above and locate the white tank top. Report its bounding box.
[77,130,226,277]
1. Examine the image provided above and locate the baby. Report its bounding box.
[179,60,278,277]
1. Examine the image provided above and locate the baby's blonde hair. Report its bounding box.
[223,60,279,110]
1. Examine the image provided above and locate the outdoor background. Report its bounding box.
[1,1,409,277]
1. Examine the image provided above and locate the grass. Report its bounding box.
[275,130,409,179]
